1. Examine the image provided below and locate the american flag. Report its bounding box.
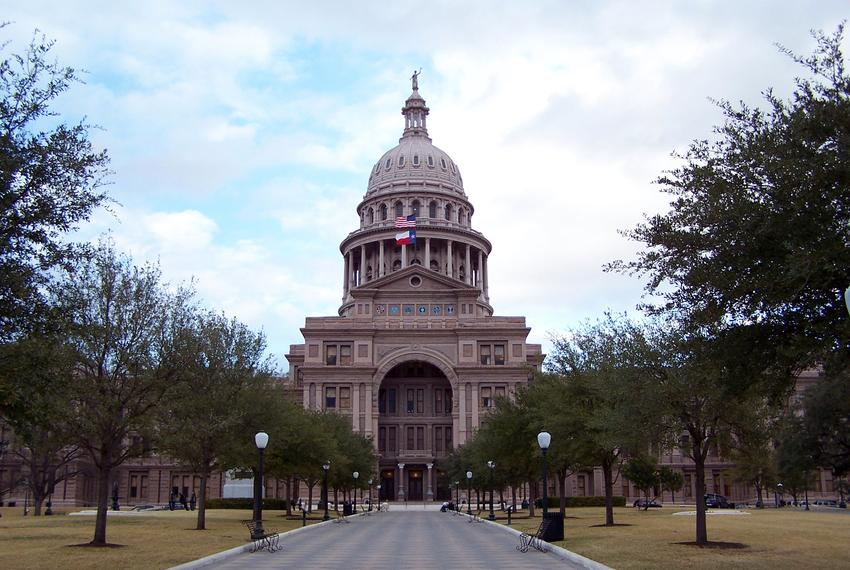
[395,215,417,229]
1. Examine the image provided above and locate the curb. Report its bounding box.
[168,512,366,570]
[458,512,612,570]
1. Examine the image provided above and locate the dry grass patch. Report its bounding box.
[505,507,850,569]
[0,507,317,570]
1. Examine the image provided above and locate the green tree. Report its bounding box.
[623,455,659,510]
[658,466,684,504]
[799,372,850,478]
[155,311,275,530]
[55,242,191,546]
[0,29,110,344]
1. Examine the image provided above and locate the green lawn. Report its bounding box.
[0,507,319,570]
[503,506,850,569]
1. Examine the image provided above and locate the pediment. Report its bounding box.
[355,266,477,294]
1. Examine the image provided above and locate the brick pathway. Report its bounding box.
[209,511,582,569]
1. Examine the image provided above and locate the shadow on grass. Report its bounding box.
[674,541,748,549]
[68,542,126,548]
[589,523,634,527]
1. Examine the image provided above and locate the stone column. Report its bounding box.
[425,238,431,271]
[379,240,385,277]
[352,383,360,431]
[426,463,434,501]
[343,252,350,296]
[471,384,480,429]
[360,245,367,285]
[483,255,489,301]
[398,463,406,501]
[364,383,373,437]
[477,250,483,290]
[458,383,467,444]
[465,244,472,284]
[402,244,407,268]
[447,240,453,277]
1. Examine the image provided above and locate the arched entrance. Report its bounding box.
[376,361,454,501]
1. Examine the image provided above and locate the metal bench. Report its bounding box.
[517,517,552,553]
[241,520,282,553]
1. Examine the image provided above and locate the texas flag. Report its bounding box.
[396,229,416,245]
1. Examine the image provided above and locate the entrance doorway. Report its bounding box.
[380,470,394,501]
[408,469,424,500]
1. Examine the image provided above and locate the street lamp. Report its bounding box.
[353,471,359,514]
[487,460,496,521]
[455,480,460,510]
[777,482,784,507]
[466,471,473,515]
[376,484,382,510]
[368,478,373,512]
[251,431,269,540]
[538,431,551,516]
[322,460,331,521]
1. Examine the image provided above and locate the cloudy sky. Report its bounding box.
[4,1,847,369]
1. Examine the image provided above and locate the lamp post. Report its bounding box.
[455,480,460,510]
[353,471,359,514]
[466,471,473,515]
[487,460,496,521]
[538,431,551,516]
[777,482,784,507]
[368,478,373,512]
[252,431,269,540]
[322,460,331,521]
[377,484,382,510]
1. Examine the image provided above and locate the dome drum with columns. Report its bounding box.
[286,76,542,503]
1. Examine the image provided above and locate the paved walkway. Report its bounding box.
[210,511,583,569]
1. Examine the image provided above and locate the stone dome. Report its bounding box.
[365,86,465,198]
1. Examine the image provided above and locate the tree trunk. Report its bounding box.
[196,472,208,530]
[285,477,292,516]
[756,483,763,508]
[528,479,536,517]
[92,466,112,545]
[694,453,708,545]
[602,460,614,526]
[558,470,567,516]
[307,482,313,513]
[511,485,516,512]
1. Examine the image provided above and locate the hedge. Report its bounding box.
[534,496,626,508]
[205,498,290,510]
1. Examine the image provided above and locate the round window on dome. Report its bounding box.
[398,156,405,167]
[440,158,447,170]
[413,155,420,167]
[385,158,392,170]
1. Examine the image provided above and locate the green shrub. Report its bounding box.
[534,496,626,508]
[205,498,289,510]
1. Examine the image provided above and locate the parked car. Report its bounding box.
[704,493,733,508]
[633,498,662,508]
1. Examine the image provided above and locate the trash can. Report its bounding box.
[343,503,353,516]
[540,511,564,542]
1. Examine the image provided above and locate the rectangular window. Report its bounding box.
[481,387,492,409]
[445,428,452,451]
[445,391,452,414]
[378,427,386,452]
[416,389,424,413]
[435,427,443,452]
[339,387,351,409]
[494,344,505,365]
[388,389,396,414]
[325,345,337,365]
[389,427,397,453]
[495,386,506,400]
[435,389,443,415]
[407,426,415,449]
[480,345,491,365]
[325,387,337,409]
[417,427,425,450]
[379,389,386,414]
[130,475,138,498]
[407,389,415,413]
[340,344,352,365]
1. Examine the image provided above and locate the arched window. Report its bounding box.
[458,207,465,225]
[459,265,465,279]
[445,204,453,221]
[429,201,437,218]
[413,155,420,167]
[380,204,388,221]
[430,259,439,272]
[392,259,402,271]
[395,201,403,218]
[368,207,374,224]
[411,258,422,266]
[398,155,405,167]
[411,200,420,217]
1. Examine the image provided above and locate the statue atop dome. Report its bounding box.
[411,68,421,91]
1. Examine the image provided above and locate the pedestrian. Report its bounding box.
[179,492,188,511]
[190,491,197,511]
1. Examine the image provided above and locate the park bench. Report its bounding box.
[516,517,552,553]
[241,520,282,553]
